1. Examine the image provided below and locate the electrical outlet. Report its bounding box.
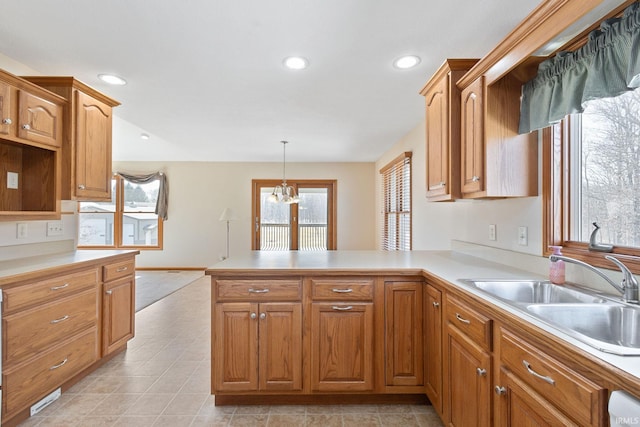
[16,223,28,239]
[518,226,528,245]
[7,171,18,189]
[489,224,497,241]
[47,221,64,236]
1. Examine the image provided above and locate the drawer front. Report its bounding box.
[216,279,301,301]
[103,258,135,282]
[500,328,605,426]
[445,295,492,350]
[3,269,98,313]
[311,278,374,301]
[4,289,98,364]
[3,327,99,417]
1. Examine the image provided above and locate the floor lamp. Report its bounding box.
[219,208,237,259]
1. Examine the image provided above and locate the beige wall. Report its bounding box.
[375,120,544,255]
[113,161,377,268]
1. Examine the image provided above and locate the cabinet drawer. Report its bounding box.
[311,278,374,301]
[216,279,301,301]
[3,269,98,313]
[445,295,492,350]
[4,288,98,364]
[3,327,99,417]
[103,258,135,282]
[500,328,606,426]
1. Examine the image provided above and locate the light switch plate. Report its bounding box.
[47,221,64,236]
[7,171,18,189]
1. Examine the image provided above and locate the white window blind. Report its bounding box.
[380,152,412,251]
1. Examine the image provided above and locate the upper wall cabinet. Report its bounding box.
[420,59,478,202]
[23,77,120,201]
[0,69,64,220]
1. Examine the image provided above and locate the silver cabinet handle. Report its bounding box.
[522,360,555,385]
[22,124,30,130]
[2,118,11,125]
[439,181,446,187]
[116,266,128,272]
[332,306,353,311]
[476,368,487,376]
[50,283,69,291]
[455,313,471,324]
[50,315,70,324]
[248,288,269,293]
[50,358,68,370]
[332,288,353,293]
[259,313,266,320]
[495,386,507,395]
[78,184,86,190]
[250,312,257,319]
[432,301,440,308]
[472,176,480,182]
[105,290,112,295]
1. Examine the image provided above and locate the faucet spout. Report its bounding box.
[549,254,639,304]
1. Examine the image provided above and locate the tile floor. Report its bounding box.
[18,274,444,427]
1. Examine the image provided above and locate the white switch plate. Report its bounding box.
[7,171,18,189]
[47,221,64,236]
[518,226,528,245]
[16,223,28,239]
[489,224,497,241]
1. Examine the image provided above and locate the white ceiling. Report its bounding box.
[0,0,541,162]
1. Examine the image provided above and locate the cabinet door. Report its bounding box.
[259,302,302,391]
[311,302,374,391]
[461,77,484,196]
[17,89,61,148]
[0,80,11,137]
[425,77,451,199]
[425,284,443,414]
[74,90,113,200]
[496,368,577,427]
[385,281,423,386]
[213,302,259,392]
[102,275,135,355]
[446,325,491,427]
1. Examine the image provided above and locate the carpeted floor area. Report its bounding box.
[135,270,205,312]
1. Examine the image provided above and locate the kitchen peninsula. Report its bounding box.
[207,250,640,426]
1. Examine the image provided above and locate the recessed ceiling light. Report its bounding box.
[283,56,309,70]
[98,73,127,85]
[140,133,150,140]
[393,55,421,70]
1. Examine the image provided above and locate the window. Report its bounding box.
[380,152,411,251]
[78,175,163,249]
[544,87,640,271]
[251,180,337,250]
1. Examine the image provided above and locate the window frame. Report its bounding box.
[380,151,412,251]
[78,174,164,250]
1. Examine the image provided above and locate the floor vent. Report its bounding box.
[30,388,61,416]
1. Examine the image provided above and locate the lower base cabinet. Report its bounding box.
[102,275,135,355]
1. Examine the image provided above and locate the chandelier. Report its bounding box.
[268,140,299,204]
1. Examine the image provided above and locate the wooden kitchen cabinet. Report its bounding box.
[23,76,120,200]
[495,328,606,426]
[384,280,423,387]
[102,258,136,356]
[443,294,492,426]
[420,59,478,201]
[461,77,484,195]
[424,283,443,415]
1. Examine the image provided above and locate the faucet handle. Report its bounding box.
[605,255,639,303]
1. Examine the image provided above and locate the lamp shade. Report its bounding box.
[219,208,238,222]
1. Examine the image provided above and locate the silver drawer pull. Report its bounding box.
[472,175,481,182]
[432,301,440,308]
[495,386,507,395]
[522,360,555,385]
[476,368,487,376]
[332,306,353,311]
[50,358,68,370]
[105,290,113,295]
[116,266,128,272]
[332,288,353,293]
[50,283,70,291]
[50,315,70,324]
[455,313,471,324]
[248,288,269,293]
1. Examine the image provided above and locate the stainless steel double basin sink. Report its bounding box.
[458,279,640,355]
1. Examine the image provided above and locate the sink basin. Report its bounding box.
[458,279,608,304]
[527,303,640,355]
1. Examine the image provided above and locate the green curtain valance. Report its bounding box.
[519,1,640,134]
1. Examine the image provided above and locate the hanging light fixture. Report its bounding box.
[268,140,299,204]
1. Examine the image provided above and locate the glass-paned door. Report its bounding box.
[253,180,336,250]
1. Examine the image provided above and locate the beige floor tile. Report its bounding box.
[113,415,159,426]
[162,393,209,416]
[124,393,175,416]
[267,414,307,426]
[305,414,343,427]
[228,414,269,426]
[152,415,195,426]
[268,405,306,415]
[191,413,233,426]
[379,413,421,427]
[343,413,382,426]
[234,405,271,415]
[416,412,445,427]
[89,393,142,416]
